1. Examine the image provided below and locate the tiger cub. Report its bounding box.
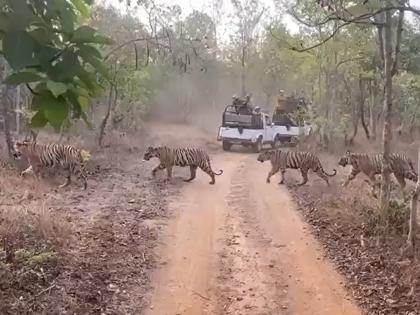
[257,150,336,186]
[143,146,223,184]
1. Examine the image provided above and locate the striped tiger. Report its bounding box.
[13,140,88,189]
[338,151,417,195]
[143,146,223,184]
[257,150,337,186]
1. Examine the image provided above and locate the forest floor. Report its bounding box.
[0,123,419,315]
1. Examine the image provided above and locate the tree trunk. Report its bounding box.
[359,76,370,140]
[98,84,116,147]
[0,58,13,158]
[349,95,359,145]
[406,145,419,255]
[380,8,393,223]
[1,90,13,158]
[240,46,246,97]
[369,80,377,140]
[15,85,21,135]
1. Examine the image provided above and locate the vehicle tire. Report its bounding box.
[253,138,262,153]
[222,141,232,151]
[271,136,281,149]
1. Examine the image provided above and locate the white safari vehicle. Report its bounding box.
[217,105,310,152]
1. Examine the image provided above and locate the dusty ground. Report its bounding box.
[1,124,418,315]
[0,132,174,314]
[289,152,420,315]
[146,150,361,315]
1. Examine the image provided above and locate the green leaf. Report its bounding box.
[31,111,48,128]
[81,110,93,129]
[0,13,10,32]
[92,35,114,45]
[4,71,44,85]
[28,27,52,45]
[72,25,96,43]
[3,30,37,70]
[35,45,61,69]
[75,67,96,90]
[78,49,109,79]
[32,90,69,129]
[71,0,90,17]
[47,81,68,97]
[59,7,75,33]
[44,98,69,130]
[50,51,80,82]
[8,0,36,30]
[78,95,89,109]
[77,43,102,59]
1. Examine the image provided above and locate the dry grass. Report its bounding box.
[0,201,71,261]
[0,163,72,313]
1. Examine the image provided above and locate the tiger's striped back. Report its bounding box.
[339,151,417,182]
[257,149,336,185]
[143,146,223,184]
[390,153,418,183]
[258,150,335,173]
[338,152,382,176]
[13,140,88,189]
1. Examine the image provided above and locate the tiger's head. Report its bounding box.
[257,150,275,163]
[143,146,160,161]
[338,151,351,167]
[12,140,32,160]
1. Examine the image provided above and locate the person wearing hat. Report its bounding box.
[273,89,293,129]
[276,89,286,112]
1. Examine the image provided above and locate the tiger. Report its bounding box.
[257,149,337,186]
[12,140,88,189]
[338,151,418,197]
[143,146,223,184]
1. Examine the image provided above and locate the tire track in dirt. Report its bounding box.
[146,154,236,315]
[214,161,289,314]
[244,155,362,315]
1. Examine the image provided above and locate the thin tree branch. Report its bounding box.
[134,43,138,70]
[25,83,39,95]
[290,20,352,52]
[104,36,169,60]
[336,56,367,70]
[288,4,420,30]
[391,7,404,76]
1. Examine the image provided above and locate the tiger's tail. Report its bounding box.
[214,169,223,176]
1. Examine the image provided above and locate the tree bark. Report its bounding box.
[1,90,13,158]
[98,83,116,147]
[369,80,377,140]
[0,58,13,158]
[240,46,246,97]
[15,85,21,135]
[406,145,419,254]
[380,8,393,223]
[359,76,370,140]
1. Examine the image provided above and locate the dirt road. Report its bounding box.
[147,151,362,315]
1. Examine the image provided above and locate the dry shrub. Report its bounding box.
[0,202,71,263]
[0,203,68,314]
